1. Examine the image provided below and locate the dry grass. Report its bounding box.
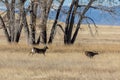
[0,45,120,80]
[0,25,120,80]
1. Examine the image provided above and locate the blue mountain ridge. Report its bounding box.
[0,5,120,25]
[49,6,120,26]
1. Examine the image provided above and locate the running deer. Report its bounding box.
[30,46,48,55]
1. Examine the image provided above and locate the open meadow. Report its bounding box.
[0,25,120,80]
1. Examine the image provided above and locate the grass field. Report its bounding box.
[0,25,120,80]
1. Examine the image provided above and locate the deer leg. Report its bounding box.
[43,52,46,56]
[32,52,36,55]
[29,52,33,56]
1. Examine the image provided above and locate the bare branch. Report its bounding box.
[78,5,116,14]
[84,16,98,36]
[86,20,94,37]
[0,15,10,41]
[56,24,65,33]
[51,6,68,14]
[84,16,97,28]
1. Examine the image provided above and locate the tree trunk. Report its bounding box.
[29,1,38,44]
[14,1,25,42]
[64,0,75,44]
[71,0,96,44]
[10,0,15,42]
[3,0,29,43]
[38,0,53,44]
[4,0,11,40]
[71,18,82,43]
[0,15,10,42]
[23,12,30,44]
[48,0,65,44]
[46,0,53,15]
[67,0,78,44]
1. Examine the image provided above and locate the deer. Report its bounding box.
[30,46,48,56]
[85,51,98,58]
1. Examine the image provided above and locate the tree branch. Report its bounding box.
[84,16,98,36]
[78,4,116,14]
[0,15,10,42]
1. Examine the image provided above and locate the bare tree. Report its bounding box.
[15,0,29,43]
[0,15,10,42]
[71,0,96,44]
[0,0,30,43]
[48,0,65,44]
[36,0,53,44]
[29,0,38,44]
[48,0,114,44]
[0,0,21,43]
[64,0,78,44]
[0,0,118,45]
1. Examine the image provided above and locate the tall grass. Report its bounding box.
[0,25,120,80]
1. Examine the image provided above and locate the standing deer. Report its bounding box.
[30,46,48,55]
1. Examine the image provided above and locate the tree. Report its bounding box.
[0,0,27,43]
[48,0,65,44]
[71,0,96,44]
[29,0,38,44]
[0,0,53,45]
[0,0,118,45]
[50,0,115,44]
[64,0,78,44]
[15,0,29,43]
[36,0,53,44]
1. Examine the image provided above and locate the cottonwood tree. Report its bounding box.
[48,0,96,44]
[0,0,53,45]
[37,0,53,44]
[48,0,117,44]
[22,0,53,45]
[0,0,38,44]
[29,0,38,44]
[0,0,118,45]
[69,0,117,44]
[48,0,65,44]
[0,0,27,43]
[64,0,79,44]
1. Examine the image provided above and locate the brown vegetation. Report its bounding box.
[0,25,120,80]
[0,44,120,80]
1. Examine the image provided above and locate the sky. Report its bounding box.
[0,0,120,7]
[63,0,72,6]
[63,0,120,6]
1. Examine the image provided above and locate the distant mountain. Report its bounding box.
[49,6,120,26]
[0,5,120,25]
